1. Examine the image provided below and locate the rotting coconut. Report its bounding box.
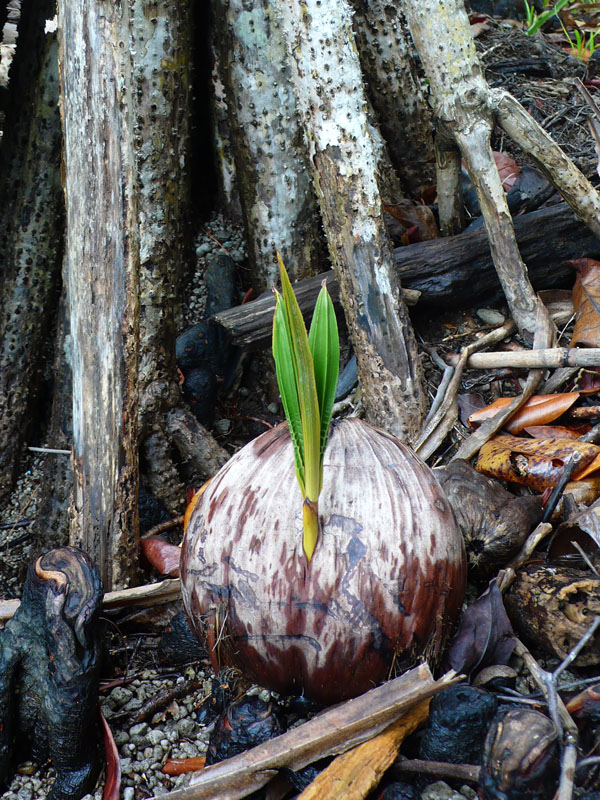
[181,417,466,705]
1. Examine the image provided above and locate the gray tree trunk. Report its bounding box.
[57,0,229,587]
[213,0,323,291]
[351,0,435,199]
[58,0,140,589]
[0,0,63,503]
[279,0,426,443]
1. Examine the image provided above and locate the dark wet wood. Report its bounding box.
[214,203,600,349]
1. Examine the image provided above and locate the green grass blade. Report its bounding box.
[308,282,339,468]
[277,254,321,505]
[272,292,305,495]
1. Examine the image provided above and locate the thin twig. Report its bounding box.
[541,451,584,523]
[141,516,185,540]
[27,446,71,454]
[416,320,516,460]
[391,757,480,783]
[497,522,553,593]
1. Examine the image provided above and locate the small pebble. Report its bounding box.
[267,402,279,414]
[421,782,465,800]
[476,308,505,326]
[123,788,135,800]
[130,722,149,737]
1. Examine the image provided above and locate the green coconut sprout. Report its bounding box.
[272,253,339,561]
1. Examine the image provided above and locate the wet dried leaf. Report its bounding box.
[140,537,181,577]
[162,757,206,776]
[383,200,439,242]
[548,494,600,561]
[101,711,121,800]
[476,435,600,491]
[524,425,581,439]
[493,151,520,192]
[571,258,600,348]
[458,393,486,427]
[468,393,581,434]
[445,579,516,676]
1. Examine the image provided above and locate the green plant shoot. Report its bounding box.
[272,253,339,562]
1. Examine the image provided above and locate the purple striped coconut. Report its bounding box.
[181,417,466,705]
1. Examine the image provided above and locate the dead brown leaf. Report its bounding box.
[476,435,600,491]
[383,200,440,242]
[524,425,582,439]
[468,393,582,434]
[570,258,600,347]
[493,151,520,192]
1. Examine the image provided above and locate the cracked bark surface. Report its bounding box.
[0,1,63,503]
[212,0,322,291]
[57,0,229,588]
[279,0,426,443]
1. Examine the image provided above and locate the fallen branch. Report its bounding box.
[297,699,431,800]
[153,666,461,800]
[212,203,598,349]
[391,757,480,783]
[514,633,588,800]
[453,302,554,462]
[415,320,516,461]
[448,348,600,370]
[0,578,182,624]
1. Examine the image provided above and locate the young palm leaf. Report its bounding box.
[272,253,339,561]
[309,282,339,479]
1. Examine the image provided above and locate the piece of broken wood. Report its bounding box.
[448,348,600,370]
[297,699,431,800]
[0,578,182,624]
[153,666,461,800]
[213,202,600,349]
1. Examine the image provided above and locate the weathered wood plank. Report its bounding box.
[213,203,600,349]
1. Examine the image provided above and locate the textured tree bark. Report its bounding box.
[213,0,322,291]
[131,0,195,513]
[403,0,544,341]
[279,0,426,443]
[58,1,140,589]
[35,295,73,548]
[351,0,435,199]
[0,6,63,503]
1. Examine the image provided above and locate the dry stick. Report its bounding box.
[493,89,600,240]
[392,758,480,783]
[542,367,580,395]
[297,699,431,800]
[141,516,184,540]
[423,347,455,425]
[580,422,600,444]
[497,522,554,593]
[454,303,555,462]
[449,348,600,370]
[0,578,182,624]
[415,320,516,460]
[513,623,600,800]
[153,667,462,800]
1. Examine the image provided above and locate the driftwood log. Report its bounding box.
[0,547,103,800]
[214,203,600,349]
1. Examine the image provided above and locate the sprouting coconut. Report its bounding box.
[181,257,466,705]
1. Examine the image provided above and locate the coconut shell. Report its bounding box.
[181,418,466,704]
